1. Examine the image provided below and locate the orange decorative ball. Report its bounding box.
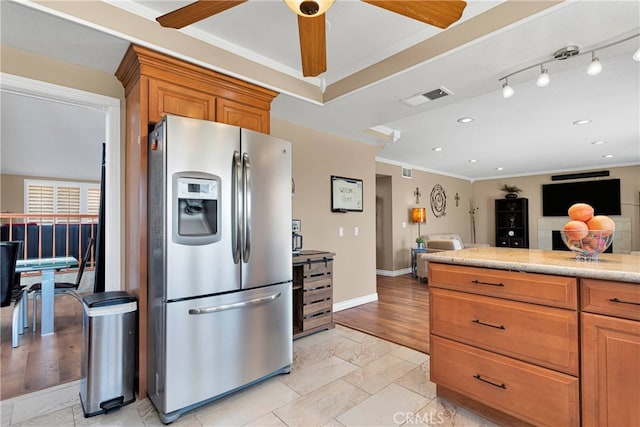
[587,215,616,236]
[563,220,589,240]
[568,203,594,222]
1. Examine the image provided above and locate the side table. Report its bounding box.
[411,247,427,277]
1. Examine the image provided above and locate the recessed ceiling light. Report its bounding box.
[432,147,443,152]
[468,159,478,163]
[602,154,614,158]
[591,140,606,145]
[573,119,592,125]
[457,117,474,124]
[495,167,504,171]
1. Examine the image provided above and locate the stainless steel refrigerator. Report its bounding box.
[147,115,292,423]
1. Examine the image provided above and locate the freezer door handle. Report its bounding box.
[242,152,251,263]
[232,151,242,264]
[188,292,281,315]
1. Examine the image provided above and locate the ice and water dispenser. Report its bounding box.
[172,172,221,245]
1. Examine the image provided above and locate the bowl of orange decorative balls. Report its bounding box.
[560,203,615,261]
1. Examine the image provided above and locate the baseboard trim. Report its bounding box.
[333,293,378,312]
[376,268,412,277]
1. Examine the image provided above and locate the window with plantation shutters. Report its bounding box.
[26,184,54,222]
[25,180,100,222]
[87,187,101,215]
[56,186,81,222]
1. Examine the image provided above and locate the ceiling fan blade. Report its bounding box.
[362,1,467,29]
[297,15,327,77]
[156,0,247,29]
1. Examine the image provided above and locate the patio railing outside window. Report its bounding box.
[0,213,97,275]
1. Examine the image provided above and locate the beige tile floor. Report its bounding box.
[0,325,497,427]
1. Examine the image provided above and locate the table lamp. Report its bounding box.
[412,207,426,244]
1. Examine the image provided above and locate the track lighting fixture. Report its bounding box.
[502,78,515,99]
[498,32,638,98]
[536,65,550,87]
[587,52,603,76]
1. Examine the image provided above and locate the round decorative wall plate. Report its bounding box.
[430,184,447,217]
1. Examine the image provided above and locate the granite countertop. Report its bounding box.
[423,247,640,284]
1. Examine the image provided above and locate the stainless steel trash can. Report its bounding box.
[80,291,137,417]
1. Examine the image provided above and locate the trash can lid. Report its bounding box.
[83,291,136,308]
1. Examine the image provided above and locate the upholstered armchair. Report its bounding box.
[416,233,489,280]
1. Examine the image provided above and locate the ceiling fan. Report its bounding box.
[156,0,467,77]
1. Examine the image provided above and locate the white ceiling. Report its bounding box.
[1,0,639,181]
[1,91,105,181]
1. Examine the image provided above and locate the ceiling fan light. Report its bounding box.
[536,66,550,87]
[502,80,515,99]
[285,0,334,17]
[587,52,602,76]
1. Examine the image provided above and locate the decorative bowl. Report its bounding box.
[559,230,614,261]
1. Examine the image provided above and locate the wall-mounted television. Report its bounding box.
[542,179,621,216]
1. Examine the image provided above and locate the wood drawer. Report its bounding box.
[581,279,640,321]
[303,280,332,303]
[429,263,577,309]
[431,288,578,375]
[303,259,333,279]
[303,297,332,317]
[302,300,332,331]
[304,276,332,291]
[431,336,579,427]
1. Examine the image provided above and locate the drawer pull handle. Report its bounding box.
[609,297,640,306]
[471,279,504,287]
[474,374,507,390]
[472,319,506,330]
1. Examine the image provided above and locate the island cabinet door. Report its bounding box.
[581,312,640,427]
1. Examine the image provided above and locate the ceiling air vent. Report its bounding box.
[400,86,453,107]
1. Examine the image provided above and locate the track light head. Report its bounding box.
[502,79,515,98]
[536,66,550,87]
[587,52,603,76]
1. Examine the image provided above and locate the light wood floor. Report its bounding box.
[333,274,429,354]
[0,274,427,400]
[0,293,85,400]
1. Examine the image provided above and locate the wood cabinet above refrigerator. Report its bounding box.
[115,44,278,399]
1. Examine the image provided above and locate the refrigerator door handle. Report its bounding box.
[242,153,251,263]
[232,151,242,264]
[188,292,281,315]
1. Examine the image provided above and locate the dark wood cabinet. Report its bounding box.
[292,251,335,339]
[495,198,529,248]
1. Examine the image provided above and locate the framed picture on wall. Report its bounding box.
[331,175,363,212]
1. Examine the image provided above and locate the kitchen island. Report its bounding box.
[425,247,639,427]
